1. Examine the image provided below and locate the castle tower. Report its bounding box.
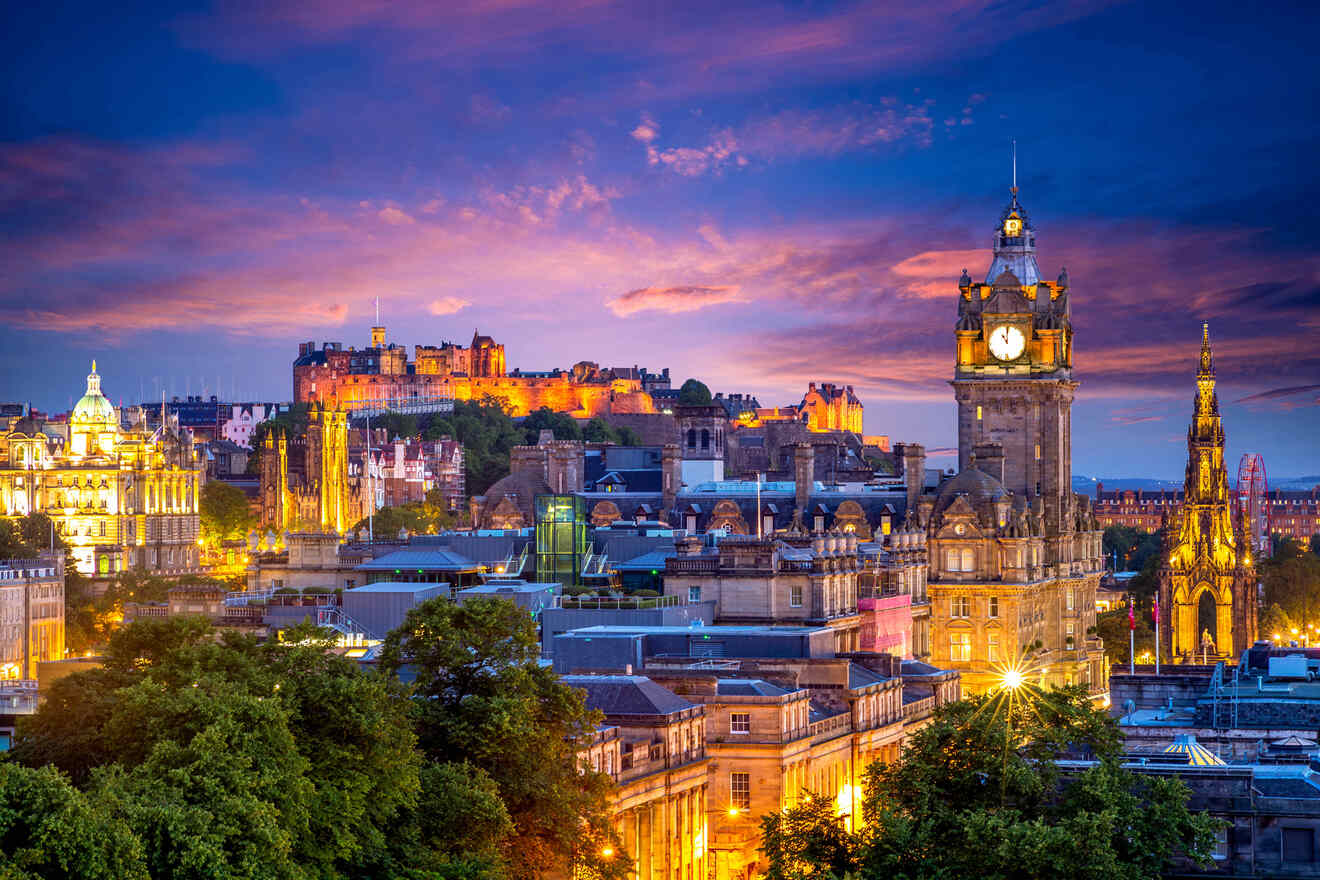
[951,183,1074,538]
[675,404,726,486]
[1160,325,1257,661]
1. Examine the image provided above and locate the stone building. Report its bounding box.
[259,398,370,538]
[0,363,204,576]
[361,433,464,511]
[0,554,64,680]
[567,657,960,880]
[567,675,710,880]
[798,382,863,434]
[924,184,1105,694]
[662,532,862,654]
[470,435,586,529]
[293,323,656,418]
[1159,326,1257,662]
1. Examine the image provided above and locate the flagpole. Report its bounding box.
[1154,594,1161,675]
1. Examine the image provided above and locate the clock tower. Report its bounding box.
[952,185,1075,536]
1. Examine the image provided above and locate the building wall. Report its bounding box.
[0,555,64,679]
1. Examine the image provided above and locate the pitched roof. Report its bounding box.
[716,678,791,697]
[562,675,697,717]
[356,548,479,571]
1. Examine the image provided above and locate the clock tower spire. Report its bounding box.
[952,183,1075,535]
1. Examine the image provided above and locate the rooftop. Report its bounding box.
[562,674,699,716]
[356,548,480,571]
[344,581,450,594]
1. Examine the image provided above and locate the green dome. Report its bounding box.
[71,360,116,424]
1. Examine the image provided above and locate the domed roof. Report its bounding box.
[932,467,1007,517]
[476,469,552,528]
[71,361,116,424]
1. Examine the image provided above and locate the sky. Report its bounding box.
[2,0,1318,480]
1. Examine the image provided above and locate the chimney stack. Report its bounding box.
[794,443,814,515]
[971,442,1005,484]
[896,442,926,514]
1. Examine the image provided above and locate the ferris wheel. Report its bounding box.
[1236,452,1269,557]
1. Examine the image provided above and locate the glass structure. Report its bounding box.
[535,494,588,588]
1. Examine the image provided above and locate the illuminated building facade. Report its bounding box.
[259,398,370,536]
[1094,482,1320,545]
[925,185,1105,694]
[0,554,64,679]
[0,364,203,576]
[293,324,657,418]
[1158,326,1257,662]
[799,383,863,434]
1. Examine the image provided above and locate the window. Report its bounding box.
[951,596,970,618]
[701,429,710,449]
[686,429,697,449]
[688,586,702,604]
[988,596,1000,619]
[1284,828,1315,863]
[950,633,971,662]
[1066,588,1075,611]
[790,585,803,608]
[988,633,999,663]
[976,405,983,421]
[961,548,974,571]
[730,772,750,811]
[730,713,750,734]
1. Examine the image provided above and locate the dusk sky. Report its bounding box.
[3,0,1317,480]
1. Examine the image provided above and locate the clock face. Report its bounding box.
[988,325,1026,361]
[1004,216,1022,236]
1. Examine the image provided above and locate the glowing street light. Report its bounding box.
[727,807,740,818]
[600,846,614,859]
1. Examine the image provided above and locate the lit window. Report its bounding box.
[988,633,999,663]
[951,596,970,618]
[950,633,971,662]
[730,713,750,734]
[688,586,701,604]
[1066,588,1075,611]
[976,406,983,421]
[730,772,750,811]
[790,585,803,608]
[989,596,999,618]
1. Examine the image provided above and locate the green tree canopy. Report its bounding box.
[761,686,1217,880]
[380,597,626,879]
[1102,525,1162,572]
[199,479,257,545]
[677,378,712,406]
[9,617,440,879]
[1261,545,1320,629]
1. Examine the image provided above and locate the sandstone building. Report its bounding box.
[0,364,204,576]
[293,324,658,418]
[1158,325,1257,662]
[923,185,1105,693]
[259,398,370,537]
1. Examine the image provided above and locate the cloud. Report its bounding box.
[638,99,943,176]
[606,285,742,316]
[427,296,471,315]
[1236,384,1320,410]
[630,116,658,143]
[377,205,415,225]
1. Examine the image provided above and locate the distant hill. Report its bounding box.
[1072,474,1320,492]
[1072,475,1183,493]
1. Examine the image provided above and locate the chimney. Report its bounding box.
[896,442,926,513]
[794,443,813,515]
[972,442,1005,483]
[661,443,681,515]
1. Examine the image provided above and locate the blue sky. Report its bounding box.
[2,0,1317,479]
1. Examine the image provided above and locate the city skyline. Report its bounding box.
[4,0,1318,479]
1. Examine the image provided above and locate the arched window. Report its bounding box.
[701,429,710,449]
[686,428,697,449]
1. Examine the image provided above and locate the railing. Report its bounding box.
[903,695,936,723]
[554,594,680,611]
[667,558,717,573]
[0,680,39,713]
[225,589,275,607]
[809,712,852,743]
[314,608,376,645]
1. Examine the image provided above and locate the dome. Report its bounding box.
[71,361,116,424]
[932,467,1007,518]
[476,469,552,528]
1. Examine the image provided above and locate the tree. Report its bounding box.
[199,480,257,545]
[1093,608,1154,664]
[1261,545,1320,628]
[380,597,626,879]
[761,687,1218,880]
[521,408,582,444]
[1260,603,1295,642]
[677,378,712,406]
[0,763,147,880]
[11,617,426,879]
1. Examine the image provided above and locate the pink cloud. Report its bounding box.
[378,205,415,225]
[428,296,471,315]
[606,285,742,317]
